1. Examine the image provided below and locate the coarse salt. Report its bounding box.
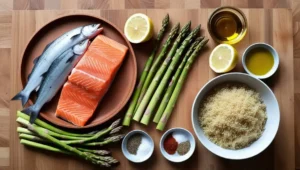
[172,131,188,143]
[136,136,152,157]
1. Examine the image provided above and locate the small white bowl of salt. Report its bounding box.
[122,130,154,163]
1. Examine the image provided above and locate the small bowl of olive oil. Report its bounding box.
[242,43,279,79]
[207,6,247,44]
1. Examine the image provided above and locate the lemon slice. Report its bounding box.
[209,44,238,73]
[124,13,154,44]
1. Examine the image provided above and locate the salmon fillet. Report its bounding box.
[56,35,128,126]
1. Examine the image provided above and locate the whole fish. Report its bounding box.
[12,24,103,106]
[22,39,90,123]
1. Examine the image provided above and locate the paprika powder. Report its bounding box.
[163,133,178,154]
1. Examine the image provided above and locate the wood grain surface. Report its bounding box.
[8,9,294,170]
[0,0,298,170]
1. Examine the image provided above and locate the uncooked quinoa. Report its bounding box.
[198,83,267,149]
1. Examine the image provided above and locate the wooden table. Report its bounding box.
[0,1,299,170]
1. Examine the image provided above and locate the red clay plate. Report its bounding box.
[20,14,137,129]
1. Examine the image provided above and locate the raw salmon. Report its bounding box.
[56,35,128,126]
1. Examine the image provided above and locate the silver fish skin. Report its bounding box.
[12,24,102,106]
[22,40,90,124]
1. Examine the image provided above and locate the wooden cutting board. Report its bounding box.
[10,9,294,170]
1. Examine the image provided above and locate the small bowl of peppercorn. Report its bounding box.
[160,128,196,162]
[122,130,154,163]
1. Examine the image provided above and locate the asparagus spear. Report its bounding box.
[122,14,170,126]
[135,23,181,112]
[134,24,200,122]
[17,117,113,167]
[82,135,124,146]
[17,127,87,140]
[17,116,121,145]
[156,39,209,131]
[62,120,120,145]
[19,133,110,155]
[141,34,203,125]
[20,138,118,164]
[21,139,71,155]
[77,148,110,156]
[19,133,48,143]
[135,22,190,115]
[153,37,204,123]
[17,111,95,137]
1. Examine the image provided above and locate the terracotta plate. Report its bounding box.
[20,14,137,129]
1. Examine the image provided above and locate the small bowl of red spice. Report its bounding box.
[159,128,196,162]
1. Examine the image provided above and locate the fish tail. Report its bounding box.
[22,105,40,124]
[11,91,30,107]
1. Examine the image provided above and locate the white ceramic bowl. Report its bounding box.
[191,73,280,160]
[121,130,154,163]
[160,128,196,162]
[242,43,279,79]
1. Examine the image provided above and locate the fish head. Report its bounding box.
[82,24,103,38]
[73,39,90,55]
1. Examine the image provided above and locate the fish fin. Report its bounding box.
[33,41,53,65]
[11,91,30,107]
[33,55,40,65]
[22,105,39,124]
[66,55,76,63]
[43,41,54,53]
[70,34,81,41]
[40,71,48,78]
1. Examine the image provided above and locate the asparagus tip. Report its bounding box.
[109,126,123,135]
[103,156,119,164]
[164,13,169,21]
[96,150,111,155]
[105,134,124,142]
[110,119,121,129]
[173,23,180,31]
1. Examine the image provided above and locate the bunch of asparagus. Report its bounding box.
[122,14,209,130]
[17,111,123,167]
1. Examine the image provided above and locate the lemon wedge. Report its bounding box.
[209,44,238,73]
[124,13,154,44]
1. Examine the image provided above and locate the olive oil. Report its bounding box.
[245,47,274,76]
[211,12,242,41]
[208,7,247,44]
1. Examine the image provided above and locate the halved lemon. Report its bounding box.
[124,13,154,44]
[209,44,238,73]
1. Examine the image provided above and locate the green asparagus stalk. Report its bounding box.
[153,37,203,123]
[17,111,95,137]
[17,127,36,135]
[17,117,113,167]
[17,116,121,145]
[17,127,87,140]
[82,135,124,146]
[19,133,48,143]
[141,32,202,125]
[19,132,110,155]
[21,139,71,155]
[122,14,170,126]
[135,22,191,116]
[134,23,182,112]
[19,131,123,147]
[77,148,110,155]
[134,24,199,122]
[20,138,117,164]
[156,39,209,131]
[61,120,120,145]
[19,130,122,147]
